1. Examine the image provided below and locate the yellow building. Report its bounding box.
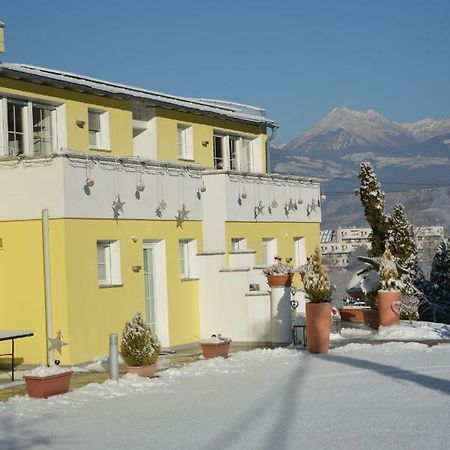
[0,36,321,365]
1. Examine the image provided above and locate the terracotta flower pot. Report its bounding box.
[306,302,332,354]
[377,290,401,326]
[200,341,230,359]
[266,274,293,287]
[127,364,157,377]
[338,307,379,329]
[363,309,379,329]
[24,371,72,399]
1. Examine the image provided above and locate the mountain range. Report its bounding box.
[270,107,450,231]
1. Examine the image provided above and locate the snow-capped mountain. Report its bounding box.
[286,107,417,152]
[271,107,450,229]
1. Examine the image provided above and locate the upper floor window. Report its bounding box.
[89,109,110,150]
[262,238,277,266]
[1,98,58,157]
[231,238,247,252]
[177,124,194,160]
[213,133,253,171]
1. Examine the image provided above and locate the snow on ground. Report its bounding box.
[1,330,450,449]
[335,320,450,342]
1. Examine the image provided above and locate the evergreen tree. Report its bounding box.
[358,162,389,257]
[428,239,450,324]
[388,204,419,294]
[388,204,417,265]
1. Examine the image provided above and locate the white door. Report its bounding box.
[142,241,170,346]
[143,246,156,333]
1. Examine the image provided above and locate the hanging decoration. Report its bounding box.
[311,199,317,212]
[306,204,312,216]
[254,200,265,218]
[112,195,126,219]
[287,198,297,212]
[85,155,95,188]
[175,175,190,228]
[112,159,125,219]
[155,172,167,218]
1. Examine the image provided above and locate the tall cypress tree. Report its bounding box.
[358,162,389,257]
[388,204,417,265]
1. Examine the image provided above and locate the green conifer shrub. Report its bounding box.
[121,313,161,366]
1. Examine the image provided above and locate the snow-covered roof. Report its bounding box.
[0,62,277,128]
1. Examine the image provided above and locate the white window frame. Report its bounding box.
[177,123,194,160]
[262,238,278,266]
[97,240,121,286]
[294,237,307,267]
[179,239,198,279]
[88,109,110,150]
[0,97,59,157]
[213,131,254,171]
[231,238,247,252]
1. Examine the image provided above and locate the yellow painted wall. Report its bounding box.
[226,221,321,282]
[0,220,48,364]
[0,216,203,365]
[0,77,133,156]
[155,108,267,169]
[60,218,203,363]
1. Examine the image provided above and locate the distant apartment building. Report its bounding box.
[321,225,445,268]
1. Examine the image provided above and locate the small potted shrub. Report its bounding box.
[298,247,333,354]
[377,247,403,327]
[120,313,161,377]
[263,256,297,287]
[200,334,232,359]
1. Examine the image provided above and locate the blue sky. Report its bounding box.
[1,0,449,142]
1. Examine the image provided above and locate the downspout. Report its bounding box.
[42,209,53,366]
[266,125,279,173]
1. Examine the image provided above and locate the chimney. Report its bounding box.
[0,22,4,54]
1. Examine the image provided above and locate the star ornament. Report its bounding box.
[287,198,296,212]
[180,203,190,220]
[254,201,265,217]
[48,330,69,356]
[112,195,126,218]
[159,199,167,210]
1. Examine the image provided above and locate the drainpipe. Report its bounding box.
[42,209,53,366]
[266,125,279,173]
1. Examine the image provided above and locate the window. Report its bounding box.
[7,100,26,155]
[231,238,247,252]
[213,135,225,169]
[262,238,277,266]
[89,109,110,150]
[179,239,197,278]
[97,240,121,286]
[32,105,54,156]
[2,98,58,156]
[177,124,193,160]
[294,237,307,267]
[213,133,253,170]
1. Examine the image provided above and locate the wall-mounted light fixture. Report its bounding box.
[201,140,209,147]
[131,265,142,273]
[131,236,139,243]
[76,120,85,128]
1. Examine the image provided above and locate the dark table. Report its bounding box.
[0,330,34,381]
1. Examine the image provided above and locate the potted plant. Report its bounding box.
[263,256,297,287]
[24,364,72,399]
[200,334,232,359]
[298,247,333,354]
[120,313,161,377]
[377,247,403,326]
